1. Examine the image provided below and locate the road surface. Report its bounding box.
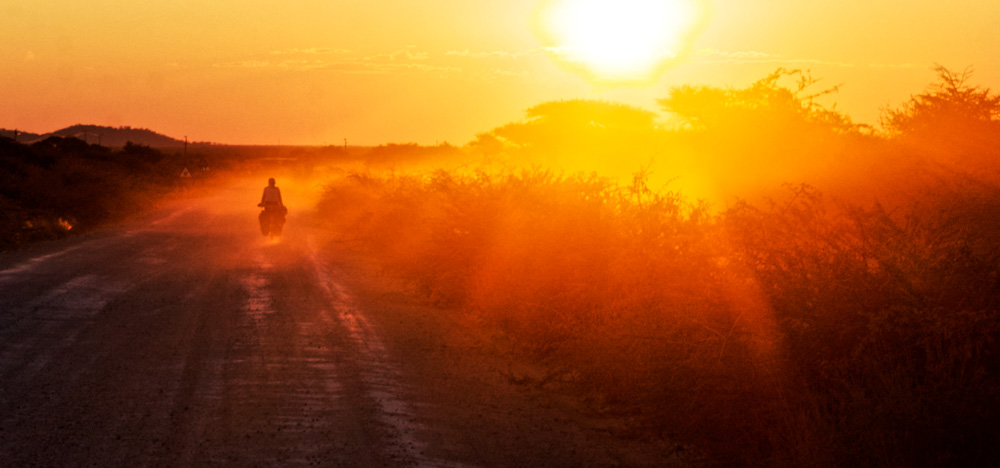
[0,181,689,467]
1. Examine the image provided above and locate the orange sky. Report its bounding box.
[2,0,998,145]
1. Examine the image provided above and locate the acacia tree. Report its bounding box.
[480,99,663,173]
[881,65,1000,175]
[489,99,659,150]
[881,65,1000,138]
[657,68,859,135]
[652,69,867,194]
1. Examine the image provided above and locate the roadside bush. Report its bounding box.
[314,68,1000,466]
[724,184,1000,466]
[0,136,178,248]
[318,165,1000,466]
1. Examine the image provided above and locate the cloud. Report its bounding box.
[337,62,461,75]
[866,62,919,69]
[269,47,352,56]
[696,48,853,67]
[214,59,333,70]
[212,45,556,76]
[698,49,777,60]
[213,46,459,74]
[445,48,545,59]
[214,60,273,69]
[694,48,918,70]
[489,69,529,77]
[364,47,431,62]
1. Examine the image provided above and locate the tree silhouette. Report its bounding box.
[490,99,658,150]
[881,65,1000,174]
[481,99,662,174]
[881,64,1000,138]
[649,69,867,197]
[658,68,858,135]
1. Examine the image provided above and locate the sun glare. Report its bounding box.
[537,0,703,83]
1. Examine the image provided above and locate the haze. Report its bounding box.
[5,1,1000,466]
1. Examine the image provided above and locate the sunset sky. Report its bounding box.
[2,0,998,146]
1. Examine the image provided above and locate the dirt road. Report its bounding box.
[0,182,689,467]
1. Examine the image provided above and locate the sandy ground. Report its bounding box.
[0,181,694,467]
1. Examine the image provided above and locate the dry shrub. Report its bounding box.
[317,165,1000,466]
[1,136,178,247]
[320,168,794,464]
[725,184,1000,466]
[312,66,1000,466]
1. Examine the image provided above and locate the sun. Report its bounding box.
[536,0,705,83]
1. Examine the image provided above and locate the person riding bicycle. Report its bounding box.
[258,177,287,236]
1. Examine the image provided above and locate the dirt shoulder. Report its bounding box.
[320,238,702,467]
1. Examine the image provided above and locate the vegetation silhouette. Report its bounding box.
[882,64,1000,179]
[472,99,662,178]
[0,136,183,247]
[317,67,1000,466]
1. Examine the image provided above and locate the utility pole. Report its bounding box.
[184,136,188,158]
[344,138,347,150]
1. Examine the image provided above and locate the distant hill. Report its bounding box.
[1,125,186,148]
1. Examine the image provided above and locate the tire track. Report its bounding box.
[305,238,467,468]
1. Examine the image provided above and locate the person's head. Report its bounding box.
[268,177,276,187]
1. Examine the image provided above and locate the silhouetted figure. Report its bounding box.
[258,177,287,237]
